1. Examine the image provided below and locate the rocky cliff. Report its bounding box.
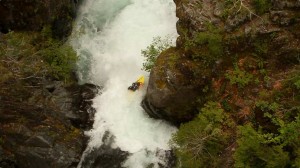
[0,0,99,167]
[0,81,98,168]
[143,0,300,124]
[144,0,300,167]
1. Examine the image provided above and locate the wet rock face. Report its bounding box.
[79,131,176,168]
[15,144,79,168]
[80,131,129,168]
[144,0,300,123]
[68,83,101,130]
[0,0,80,39]
[0,81,99,167]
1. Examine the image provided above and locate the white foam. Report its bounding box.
[71,0,178,167]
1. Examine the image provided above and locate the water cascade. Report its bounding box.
[71,0,178,167]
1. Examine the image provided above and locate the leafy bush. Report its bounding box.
[196,25,222,57]
[255,100,279,112]
[0,30,77,82]
[234,112,300,168]
[141,36,173,72]
[295,79,300,90]
[290,73,300,91]
[225,64,253,88]
[185,23,223,66]
[40,41,77,80]
[234,125,290,168]
[171,102,227,168]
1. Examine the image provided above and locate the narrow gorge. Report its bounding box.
[1,0,300,168]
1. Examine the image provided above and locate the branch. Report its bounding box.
[230,0,264,21]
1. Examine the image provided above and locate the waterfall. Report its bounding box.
[71,0,178,167]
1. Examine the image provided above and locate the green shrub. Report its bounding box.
[253,39,269,58]
[195,25,222,57]
[185,23,223,66]
[291,73,300,91]
[295,79,300,90]
[252,0,271,14]
[234,111,300,168]
[255,100,279,112]
[141,36,173,72]
[0,30,77,82]
[234,125,290,168]
[40,41,77,80]
[171,102,227,168]
[40,26,78,81]
[225,64,253,88]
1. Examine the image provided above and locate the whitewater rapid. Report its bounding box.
[71,0,178,167]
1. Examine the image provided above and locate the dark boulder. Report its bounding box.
[142,48,209,124]
[79,131,129,168]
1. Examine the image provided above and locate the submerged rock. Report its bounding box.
[79,131,129,168]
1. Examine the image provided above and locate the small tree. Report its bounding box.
[141,36,173,72]
[171,102,227,168]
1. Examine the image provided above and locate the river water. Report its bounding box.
[70,0,178,167]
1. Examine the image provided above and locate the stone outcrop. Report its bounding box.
[142,48,209,125]
[0,81,99,168]
[143,0,300,124]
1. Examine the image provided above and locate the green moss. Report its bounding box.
[169,54,179,66]
[155,79,166,89]
[63,128,81,142]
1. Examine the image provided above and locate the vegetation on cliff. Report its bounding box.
[170,101,234,167]
[0,28,77,82]
[143,0,300,167]
[142,36,174,72]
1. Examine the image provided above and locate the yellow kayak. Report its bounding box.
[136,76,145,84]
